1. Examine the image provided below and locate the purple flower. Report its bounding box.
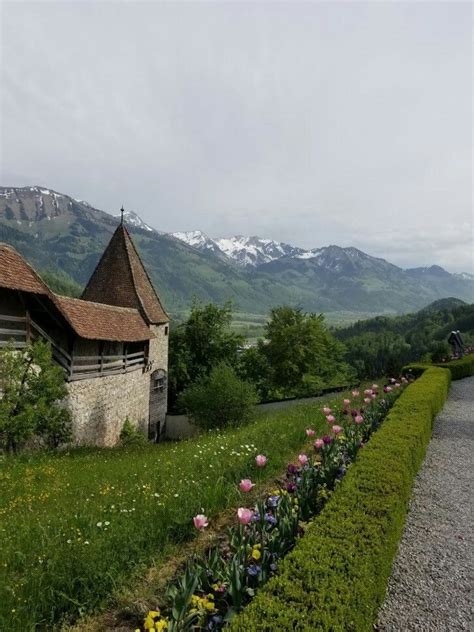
[265,513,277,526]
[322,435,333,445]
[351,409,358,417]
[286,482,297,493]
[267,495,280,508]
[287,463,298,475]
[252,511,261,522]
[247,564,261,576]
[270,562,277,572]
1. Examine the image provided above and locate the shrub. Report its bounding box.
[403,354,474,381]
[119,417,147,446]
[0,340,71,452]
[179,363,258,429]
[230,368,450,631]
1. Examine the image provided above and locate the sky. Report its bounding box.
[1,1,472,273]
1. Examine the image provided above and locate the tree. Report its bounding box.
[0,340,71,452]
[168,301,244,409]
[178,363,257,430]
[259,306,354,397]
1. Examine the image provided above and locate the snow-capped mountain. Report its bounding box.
[171,230,225,257]
[171,232,305,267]
[215,236,305,267]
[114,210,155,232]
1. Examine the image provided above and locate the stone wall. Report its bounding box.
[66,367,150,446]
[148,323,169,440]
[65,323,169,446]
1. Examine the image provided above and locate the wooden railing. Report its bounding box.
[0,314,146,381]
[69,350,146,381]
[0,314,28,348]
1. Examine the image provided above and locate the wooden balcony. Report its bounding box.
[0,313,146,381]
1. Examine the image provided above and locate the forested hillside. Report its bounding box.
[334,298,474,378]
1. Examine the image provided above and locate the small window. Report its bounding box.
[153,369,167,393]
[164,326,169,336]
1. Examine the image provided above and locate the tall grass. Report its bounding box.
[0,393,352,630]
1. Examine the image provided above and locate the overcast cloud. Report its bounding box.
[1,1,472,272]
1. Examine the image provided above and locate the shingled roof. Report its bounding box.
[81,224,169,324]
[53,295,153,342]
[0,243,49,295]
[0,243,154,342]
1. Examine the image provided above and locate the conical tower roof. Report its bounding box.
[82,223,168,324]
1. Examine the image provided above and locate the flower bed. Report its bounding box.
[229,367,450,631]
[137,380,411,631]
[0,388,364,630]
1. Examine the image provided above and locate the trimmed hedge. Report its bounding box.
[230,368,451,631]
[403,354,474,380]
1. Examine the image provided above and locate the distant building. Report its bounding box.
[0,222,169,446]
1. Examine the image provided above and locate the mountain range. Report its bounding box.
[0,185,472,319]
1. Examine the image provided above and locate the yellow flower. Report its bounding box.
[155,620,168,631]
[252,548,261,560]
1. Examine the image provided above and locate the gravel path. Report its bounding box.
[377,376,474,631]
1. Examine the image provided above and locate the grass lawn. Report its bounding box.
[0,389,359,630]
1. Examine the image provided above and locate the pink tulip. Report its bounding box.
[305,428,315,437]
[395,382,401,388]
[364,389,373,396]
[237,507,253,525]
[384,386,392,393]
[371,393,377,399]
[255,454,267,467]
[326,414,335,424]
[332,425,342,435]
[298,454,309,466]
[355,415,364,425]
[314,438,324,450]
[193,514,209,529]
[322,406,332,415]
[239,479,255,493]
[343,399,350,407]
[364,397,371,404]
[372,384,379,390]
[352,390,360,397]
[401,377,408,383]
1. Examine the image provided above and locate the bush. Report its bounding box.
[179,363,258,429]
[403,354,474,381]
[231,368,450,631]
[119,417,147,446]
[0,340,71,452]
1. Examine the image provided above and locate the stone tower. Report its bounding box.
[82,222,170,439]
